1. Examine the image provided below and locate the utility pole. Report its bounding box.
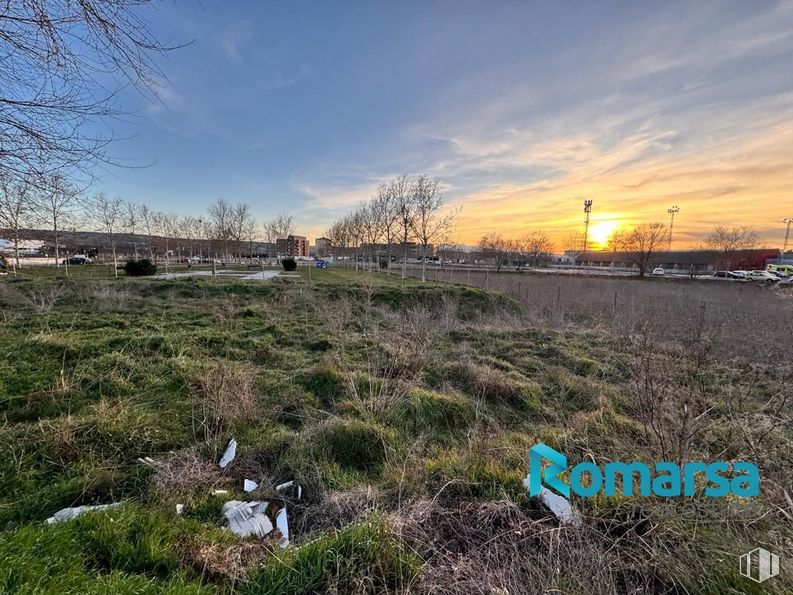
[667,206,679,252]
[783,218,792,259]
[583,199,593,253]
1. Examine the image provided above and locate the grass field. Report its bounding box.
[0,266,790,593]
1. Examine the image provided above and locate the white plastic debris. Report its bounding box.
[523,474,582,527]
[46,502,123,524]
[222,500,273,538]
[244,479,258,492]
[219,438,237,469]
[176,503,184,515]
[212,489,229,495]
[275,480,302,500]
[275,507,289,548]
[137,456,157,468]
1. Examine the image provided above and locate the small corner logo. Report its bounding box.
[739,548,780,583]
[528,442,759,498]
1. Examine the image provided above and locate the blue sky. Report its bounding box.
[97,1,793,246]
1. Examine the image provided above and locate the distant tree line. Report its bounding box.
[0,178,297,276]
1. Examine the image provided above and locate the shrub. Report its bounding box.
[123,259,157,276]
[281,257,297,272]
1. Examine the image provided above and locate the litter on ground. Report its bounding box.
[46,503,123,524]
[275,480,302,500]
[244,479,258,492]
[222,500,273,538]
[523,474,582,527]
[219,438,237,468]
[275,507,289,548]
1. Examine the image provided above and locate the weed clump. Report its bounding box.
[247,519,420,594]
[386,387,475,442]
[299,365,347,408]
[312,418,393,473]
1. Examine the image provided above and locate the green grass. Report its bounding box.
[0,265,790,594]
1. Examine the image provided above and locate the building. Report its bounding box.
[276,235,309,257]
[573,249,780,272]
[314,237,331,257]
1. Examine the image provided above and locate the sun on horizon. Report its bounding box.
[588,220,621,250]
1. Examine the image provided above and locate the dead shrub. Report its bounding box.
[290,486,378,542]
[178,538,272,582]
[391,498,674,595]
[146,448,228,505]
[194,360,258,441]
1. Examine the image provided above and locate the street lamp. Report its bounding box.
[667,206,680,252]
[783,217,793,257]
[583,200,593,253]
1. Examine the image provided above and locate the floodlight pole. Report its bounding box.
[583,200,593,253]
[667,206,679,252]
[783,218,793,259]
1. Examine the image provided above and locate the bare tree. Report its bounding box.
[208,199,233,262]
[0,176,33,273]
[392,175,416,279]
[123,201,141,259]
[360,201,383,270]
[479,232,512,272]
[36,173,79,268]
[410,175,458,282]
[154,212,178,273]
[615,222,668,277]
[91,193,124,277]
[0,1,180,183]
[230,203,254,263]
[521,230,555,267]
[347,211,366,271]
[262,212,295,247]
[705,226,758,269]
[140,204,157,260]
[180,216,198,259]
[374,180,402,269]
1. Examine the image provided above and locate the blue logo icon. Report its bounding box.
[529,443,759,498]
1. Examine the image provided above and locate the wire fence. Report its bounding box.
[338,261,792,360]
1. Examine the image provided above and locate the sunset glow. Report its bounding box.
[588,221,621,250]
[92,2,793,250]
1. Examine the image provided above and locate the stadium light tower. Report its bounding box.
[667,206,680,251]
[583,199,593,253]
[783,217,793,256]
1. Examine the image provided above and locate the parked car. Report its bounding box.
[731,270,748,279]
[652,267,664,276]
[63,256,93,265]
[713,270,743,279]
[745,270,779,283]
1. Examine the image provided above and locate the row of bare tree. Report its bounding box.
[0,176,298,276]
[324,175,460,281]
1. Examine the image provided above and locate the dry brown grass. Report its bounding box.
[193,360,258,442]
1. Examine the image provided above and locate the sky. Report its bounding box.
[96,0,793,249]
